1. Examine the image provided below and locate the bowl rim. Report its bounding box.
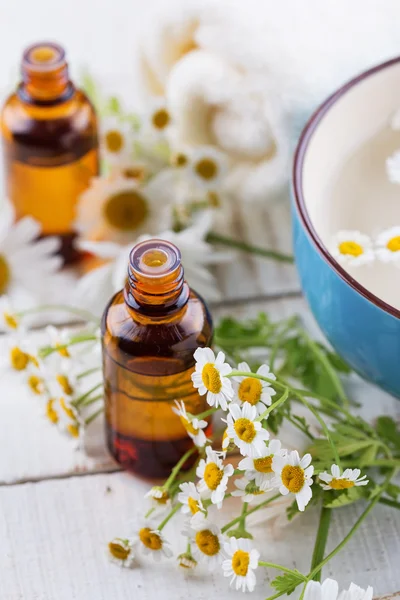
[293,55,400,321]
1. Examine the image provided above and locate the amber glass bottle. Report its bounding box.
[101,239,213,479]
[1,42,99,263]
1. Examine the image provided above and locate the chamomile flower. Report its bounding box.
[386,150,400,184]
[108,537,135,568]
[226,403,270,458]
[144,99,172,137]
[144,487,171,510]
[178,482,206,517]
[232,362,276,416]
[238,439,286,486]
[375,226,400,264]
[101,116,133,164]
[177,551,197,570]
[319,465,369,491]
[44,326,72,358]
[172,400,208,447]
[183,512,225,569]
[191,347,233,410]
[0,296,21,332]
[45,398,59,425]
[3,337,37,372]
[133,520,172,561]
[272,450,314,512]
[232,477,273,504]
[196,445,234,508]
[222,537,260,593]
[75,172,172,244]
[303,578,373,600]
[188,146,228,190]
[331,231,374,267]
[0,200,62,303]
[26,368,46,396]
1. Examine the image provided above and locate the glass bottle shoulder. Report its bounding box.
[101,289,213,360]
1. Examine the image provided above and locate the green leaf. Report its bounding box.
[105,96,122,115]
[270,571,305,594]
[358,443,378,467]
[385,482,400,500]
[323,486,367,508]
[375,416,400,451]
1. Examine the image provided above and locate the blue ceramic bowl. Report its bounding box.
[292,57,400,398]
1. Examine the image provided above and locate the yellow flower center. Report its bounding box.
[60,397,76,420]
[56,374,74,396]
[28,375,44,395]
[109,541,130,561]
[329,478,355,490]
[181,417,199,437]
[67,423,80,438]
[3,312,18,329]
[232,550,250,576]
[0,254,10,295]
[207,191,221,208]
[254,455,273,473]
[281,465,305,493]
[238,377,263,406]
[123,166,146,181]
[103,190,149,231]
[201,363,222,394]
[203,462,224,490]
[10,347,29,371]
[105,130,124,153]
[139,527,162,551]
[172,152,188,167]
[338,241,363,257]
[46,399,59,424]
[153,490,170,505]
[195,529,220,556]
[188,496,200,515]
[195,158,218,181]
[234,418,257,443]
[152,108,170,130]
[56,344,70,358]
[387,236,400,252]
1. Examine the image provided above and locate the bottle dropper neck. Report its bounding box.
[19,42,73,104]
[124,239,189,315]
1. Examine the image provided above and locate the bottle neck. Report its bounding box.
[124,240,190,316]
[18,42,74,104]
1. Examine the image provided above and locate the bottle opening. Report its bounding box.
[131,240,180,278]
[23,42,66,72]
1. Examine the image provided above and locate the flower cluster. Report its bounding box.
[108,347,373,596]
[1,299,103,446]
[331,227,400,267]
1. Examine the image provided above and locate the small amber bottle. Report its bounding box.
[101,239,213,479]
[1,42,99,263]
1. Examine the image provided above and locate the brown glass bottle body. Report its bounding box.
[0,43,99,264]
[101,245,213,479]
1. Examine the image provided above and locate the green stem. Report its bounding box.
[309,506,331,582]
[77,367,102,380]
[228,370,285,391]
[18,304,99,324]
[79,393,103,408]
[379,497,400,510]
[157,503,180,531]
[73,382,103,407]
[284,413,315,440]
[85,407,103,425]
[258,561,307,579]
[145,507,155,519]
[189,407,218,421]
[257,388,290,421]
[307,468,397,581]
[221,493,281,533]
[40,333,98,357]
[299,331,349,409]
[206,232,294,264]
[295,392,341,468]
[164,446,197,490]
[239,501,248,530]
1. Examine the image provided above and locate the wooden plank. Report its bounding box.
[0,471,399,599]
[0,296,398,485]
